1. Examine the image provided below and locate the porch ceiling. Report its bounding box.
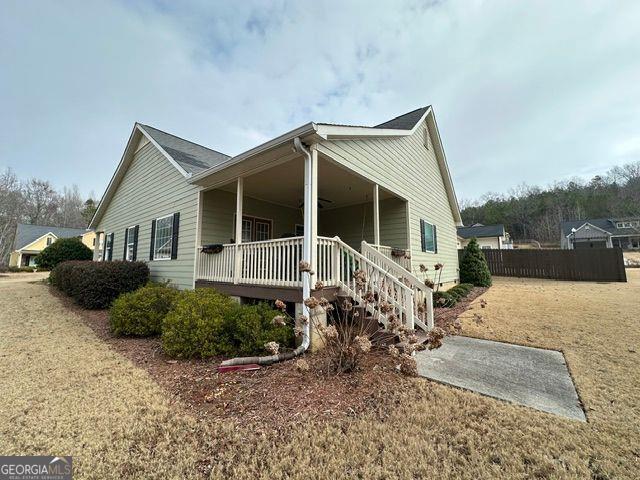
[218,154,395,209]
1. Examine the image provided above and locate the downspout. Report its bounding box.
[219,137,312,367]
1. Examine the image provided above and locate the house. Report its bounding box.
[456,223,512,250]
[9,224,95,267]
[560,218,640,249]
[89,106,463,333]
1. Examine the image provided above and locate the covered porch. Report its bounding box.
[194,147,412,288]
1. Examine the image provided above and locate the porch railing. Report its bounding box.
[367,243,412,272]
[197,235,421,330]
[197,236,338,288]
[361,241,434,330]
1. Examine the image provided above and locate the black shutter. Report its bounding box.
[108,233,114,261]
[123,228,129,260]
[149,219,156,261]
[132,225,139,261]
[420,219,426,252]
[171,212,180,260]
[433,224,438,253]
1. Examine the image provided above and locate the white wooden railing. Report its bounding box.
[197,236,421,331]
[333,237,415,329]
[198,236,337,288]
[368,244,412,271]
[362,241,434,330]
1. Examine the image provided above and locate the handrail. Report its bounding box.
[362,240,433,330]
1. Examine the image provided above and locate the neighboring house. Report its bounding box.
[561,218,640,250]
[89,106,463,332]
[456,223,512,250]
[9,224,95,267]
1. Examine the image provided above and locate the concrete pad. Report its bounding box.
[415,335,586,421]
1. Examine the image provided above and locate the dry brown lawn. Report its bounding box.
[1,273,639,479]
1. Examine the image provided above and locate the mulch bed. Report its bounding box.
[434,286,488,330]
[49,284,485,432]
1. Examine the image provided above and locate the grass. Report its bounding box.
[1,272,638,478]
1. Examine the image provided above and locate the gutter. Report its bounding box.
[219,137,312,368]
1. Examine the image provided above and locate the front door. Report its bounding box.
[239,216,272,242]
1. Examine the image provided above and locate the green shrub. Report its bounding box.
[433,291,456,308]
[50,260,149,309]
[162,289,237,358]
[459,238,492,287]
[36,237,92,270]
[162,290,295,359]
[110,284,180,336]
[221,302,294,356]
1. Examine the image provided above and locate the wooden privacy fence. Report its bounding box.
[459,248,627,282]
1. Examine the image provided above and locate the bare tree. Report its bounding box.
[0,169,25,263]
[23,179,59,225]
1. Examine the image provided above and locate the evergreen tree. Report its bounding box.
[459,238,492,287]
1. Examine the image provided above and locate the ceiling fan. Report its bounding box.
[299,197,333,209]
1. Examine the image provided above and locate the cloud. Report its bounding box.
[1,0,639,202]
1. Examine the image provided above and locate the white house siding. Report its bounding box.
[95,142,199,289]
[317,123,459,284]
[200,189,302,244]
[319,198,408,250]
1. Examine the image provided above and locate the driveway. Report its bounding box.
[0,271,50,284]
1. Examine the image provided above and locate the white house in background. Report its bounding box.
[560,218,640,249]
[89,106,464,333]
[456,224,512,250]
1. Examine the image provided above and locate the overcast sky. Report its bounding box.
[2,0,639,203]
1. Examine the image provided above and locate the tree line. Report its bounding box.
[0,168,97,265]
[460,161,640,245]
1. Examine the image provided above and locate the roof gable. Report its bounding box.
[14,224,86,250]
[374,107,430,130]
[138,125,230,175]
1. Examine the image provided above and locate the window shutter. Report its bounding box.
[108,233,114,261]
[132,225,139,261]
[171,212,180,260]
[420,219,426,252]
[123,228,129,260]
[149,219,156,261]
[433,225,438,253]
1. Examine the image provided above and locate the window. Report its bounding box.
[103,233,114,261]
[124,225,138,261]
[482,246,491,249]
[92,237,96,247]
[420,219,437,253]
[234,215,273,242]
[153,215,174,260]
[617,222,624,228]
[46,236,53,246]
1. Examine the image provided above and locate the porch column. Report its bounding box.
[373,183,380,245]
[303,145,318,298]
[234,177,243,284]
[93,232,103,261]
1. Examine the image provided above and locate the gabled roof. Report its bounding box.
[561,218,640,237]
[138,125,230,175]
[13,224,86,250]
[457,224,505,239]
[374,106,431,130]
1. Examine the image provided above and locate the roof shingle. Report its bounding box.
[14,224,88,250]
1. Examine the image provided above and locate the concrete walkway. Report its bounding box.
[415,335,586,421]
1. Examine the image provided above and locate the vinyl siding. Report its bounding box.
[95,142,199,289]
[317,122,459,283]
[201,189,302,244]
[319,198,408,250]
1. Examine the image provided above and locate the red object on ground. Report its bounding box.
[217,364,261,373]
